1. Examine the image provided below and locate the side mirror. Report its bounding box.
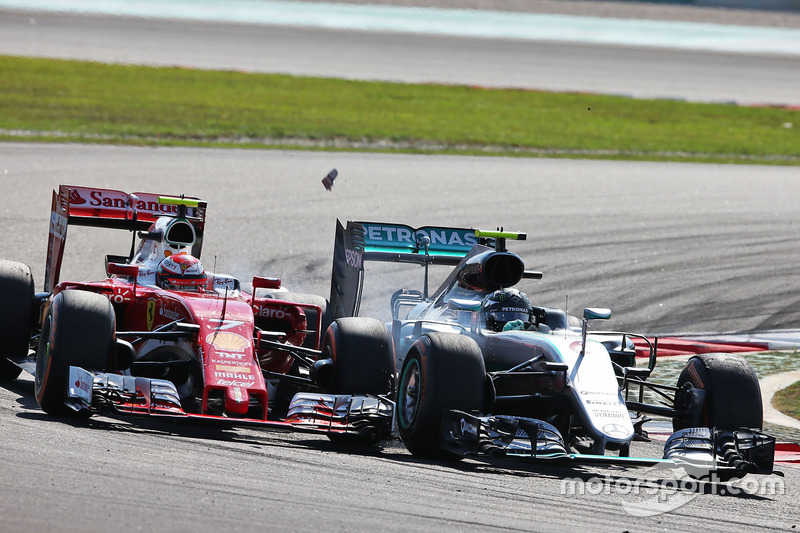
[107,263,139,278]
[583,308,611,321]
[580,308,611,356]
[253,276,281,290]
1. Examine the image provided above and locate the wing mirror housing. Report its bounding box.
[253,276,281,290]
[107,262,139,278]
[581,307,611,356]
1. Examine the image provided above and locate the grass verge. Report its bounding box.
[2,55,798,164]
[773,381,800,421]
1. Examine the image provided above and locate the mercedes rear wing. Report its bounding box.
[45,185,207,291]
[328,220,527,319]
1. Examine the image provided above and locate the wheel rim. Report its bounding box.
[34,316,52,391]
[398,357,421,430]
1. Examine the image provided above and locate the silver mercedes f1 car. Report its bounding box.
[325,220,777,479]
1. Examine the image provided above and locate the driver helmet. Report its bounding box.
[482,288,532,332]
[133,216,197,266]
[156,253,206,291]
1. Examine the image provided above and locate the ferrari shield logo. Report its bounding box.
[146,299,156,331]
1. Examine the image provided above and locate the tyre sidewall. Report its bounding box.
[674,353,763,431]
[397,332,485,456]
[324,317,394,396]
[34,290,115,416]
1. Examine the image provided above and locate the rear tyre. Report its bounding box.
[34,290,116,417]
[0,260,35,380]
[397,332,485,458]
[673,352,762,431]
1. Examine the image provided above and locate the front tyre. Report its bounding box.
[35,290,116,417]
[322,317,394,444]
[323,317,394,396]
[397,333,485,457]
[673,352,763,431]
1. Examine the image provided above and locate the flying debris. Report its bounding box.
[322,169,338,191]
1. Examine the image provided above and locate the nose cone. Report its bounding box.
[224,386,250,415]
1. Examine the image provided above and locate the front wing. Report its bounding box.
[67,367,393,439]
[445,411,778,479]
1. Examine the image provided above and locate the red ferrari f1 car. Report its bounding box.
[0,185,394,440]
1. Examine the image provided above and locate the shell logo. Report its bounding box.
[206,331,249,353]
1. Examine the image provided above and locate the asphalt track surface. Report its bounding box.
[2,4,800,531]
[2,7,800,105]
[1,143,800,532]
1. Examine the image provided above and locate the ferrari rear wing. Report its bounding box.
[45,185,207,291]
[328,220,525,319]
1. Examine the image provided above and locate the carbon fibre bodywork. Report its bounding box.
[328,220,777,477]
[0,187,393,440]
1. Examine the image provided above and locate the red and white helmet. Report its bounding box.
[156,253,206,290]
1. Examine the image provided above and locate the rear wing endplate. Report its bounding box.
[45,185,206,291]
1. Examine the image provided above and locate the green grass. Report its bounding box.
[773,381,800,420]
[2,55,799,164]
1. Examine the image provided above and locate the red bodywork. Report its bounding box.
[44,185,323,422]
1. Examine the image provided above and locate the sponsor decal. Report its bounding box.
[69,189,86,205]
[68,368,92,403]
[50,212,68,239]
[345,248,362,269]
[591,409,626,419]
[207,331,249,352]
[232,387,245,402]
[256,306,290,319]
[460,417,478,438]
[602,423,630,437]
[581,390,618,396]
[104,287,134,305]
[362,224,479,250]
[146,299,156,331]
[215,364,252,374]
[159,305,183,321]
[213,276,237,291]
[74,377,91,394]
[214,372,251,380]
[217,379,255,387]
[86,190,186,215]
[585,399,620,406]
[214,351,248,361]
[138,267,156,278]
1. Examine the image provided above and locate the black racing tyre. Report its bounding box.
[34,290,116,417]
[0,260,35,380]
[323,317,394,396]
[322,317,394,444]
[673,352,763,432]
[397,332,486,457]
[280,292,333,349]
